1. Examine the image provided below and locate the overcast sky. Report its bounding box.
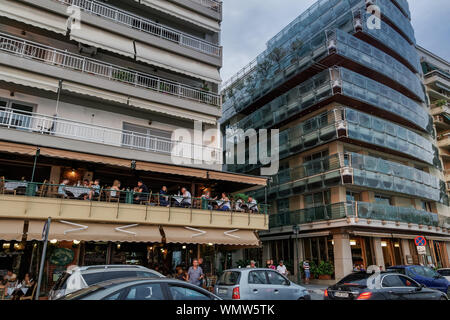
[221,0,450,82]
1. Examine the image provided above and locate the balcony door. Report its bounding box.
[122,122,172,153]
[0,98,34,130]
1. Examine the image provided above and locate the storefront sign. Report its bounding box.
[49,248,75,266]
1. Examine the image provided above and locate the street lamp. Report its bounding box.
[292,225,300,284]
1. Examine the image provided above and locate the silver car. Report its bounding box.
[214,268,310,300]
[48,265,164,300]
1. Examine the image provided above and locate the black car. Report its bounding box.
[59,277,221,300]
[324,272,448,300]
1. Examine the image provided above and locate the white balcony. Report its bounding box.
[0,108,221,162]
[0,33,221,108]
[54,0,222,57]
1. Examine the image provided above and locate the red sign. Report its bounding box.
[415,236,426,247]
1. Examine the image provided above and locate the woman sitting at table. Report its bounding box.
[11,273,34,300]
[79,179,91,200]
[3,269,17,297]
[218,193,231,211]
[201,190,213,210]
[88,179,101,200]
[110,180,122,199]
[159,186,169,207]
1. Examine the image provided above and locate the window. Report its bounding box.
[101,271,139,283]
[248,271,267,285]
[422,267,440,278]
[410,266,426,277]
[382,275,406,287]
[124,283,164,300]
[266,271,287,285]
[168,285,211,301]
[82,273,105,286]
[420,201,432,212]
[346,191,360,203]
[0,99,34,129]
[136,271,162,278]
[304,190,331,208]
[122,122,172,151]
[303,150,329,162]
[276,198,290,213]
[374,194,392,205]
[218,271,241,286]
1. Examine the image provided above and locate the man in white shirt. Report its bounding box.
[247,196,259,213]
[181,187,192,208]
[276,260,288,276]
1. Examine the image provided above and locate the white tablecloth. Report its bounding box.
[4,181,27,190]
[64,186,91,198]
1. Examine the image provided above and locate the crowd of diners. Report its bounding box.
[0,176,261,213]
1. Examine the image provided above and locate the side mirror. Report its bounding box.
[415,284,424,291]
[284,280,291,286]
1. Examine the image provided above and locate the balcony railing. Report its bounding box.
[269,202,444,229]
[0,33,221,107]
[0,107,221,162]
[55,0,222,57]
[190,0,222,13]
[0,179,269,214]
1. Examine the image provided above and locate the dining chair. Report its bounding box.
[36,180,48,197]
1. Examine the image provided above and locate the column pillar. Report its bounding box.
[401,239,412,265]
[293,237,304,280]
[333,234,353,281]
[373,238,385,270]
[262,241,271,264]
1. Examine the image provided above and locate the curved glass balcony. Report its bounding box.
[263,151,443,203]
[269,202,440,229]
[359,10,421,73]
[331,29,424,102]
[227,67,431,135]
[391,0,412,20]
[373,0,415,44]
[356,202,438,227]
[344,108,438,167]
[339,68,430,133]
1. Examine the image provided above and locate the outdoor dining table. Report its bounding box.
[4,181,38,196]
[64,186,91,198]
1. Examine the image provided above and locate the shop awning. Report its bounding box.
[27,220,162,242]
[0,219,24,241]
[135,42,221,83]
[135,161,209,179]
[129,97,217,124]
[0,65,60,92]
[62,81,130,105]
[70,24,135,58]
[207,171,267,186]
[0,0,68,35]
[163,226,260,246]
[136,0,221,33]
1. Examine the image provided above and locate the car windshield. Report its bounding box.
[337,273,369,287]
[217,271,241,286]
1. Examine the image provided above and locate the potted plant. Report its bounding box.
[289,38,303,64]
[268,47,287,74]
[317,260,334,280]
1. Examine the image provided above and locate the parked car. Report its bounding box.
[437,268,450,282]
[386,265,450,297]
[59,278,221,300]
[214,268,310,300]
[49,265,164,300]
[324,271,447,300]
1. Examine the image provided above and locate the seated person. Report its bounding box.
[88,179,101,200]
[11,273,34,300]
[159,186,169,207]
[201,190,213,210]
[3,269,17,297]
[110,180,122,199]
[134,180,149,203]
[57,179,70,197]
[80,179,91,200]
[247,196,259,213]
[180,187,192,208]
[234,198,245,212]
[218,193,231,211]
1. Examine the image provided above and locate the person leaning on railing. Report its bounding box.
[159,186,169,207]
[134,180,149,204]
[247,196,259,213]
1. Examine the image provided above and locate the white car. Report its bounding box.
[48,265,164,300]
[437,268,450,282]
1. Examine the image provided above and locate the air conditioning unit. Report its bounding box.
[328,39,337,51]
[354,18,363,30]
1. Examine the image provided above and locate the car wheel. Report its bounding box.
[447,288,450,299]
[440,296,448,301]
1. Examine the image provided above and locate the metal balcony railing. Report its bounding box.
[0,107,221,162]
[55,0,222,57]
[0,33,220,107]
[190,0,222,13]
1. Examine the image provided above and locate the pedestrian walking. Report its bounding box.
[186,259,204,287]
[303,260,310,284]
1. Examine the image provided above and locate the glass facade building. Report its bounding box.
[222,0,450,277]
